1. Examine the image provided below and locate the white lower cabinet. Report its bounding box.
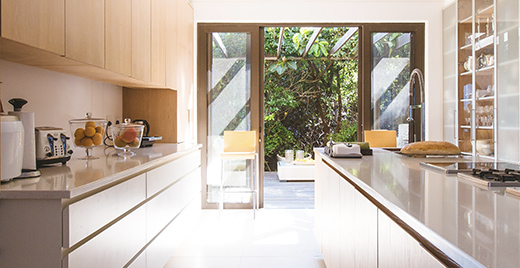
[316,157,445,268]
[63,149,201,268]
[63,174,147,248]
[378,210,445,268]
[315,156,378,268]
[65,204,147,268]
[339,176,378,267]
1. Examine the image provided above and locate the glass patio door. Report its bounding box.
[362,24,425,146]
[197,25,263,209]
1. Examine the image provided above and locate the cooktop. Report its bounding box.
[420,161,520,174]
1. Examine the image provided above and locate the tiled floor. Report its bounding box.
[164,209,325,268]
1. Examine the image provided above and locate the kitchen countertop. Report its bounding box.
[317,148,520,268]
[0,143,202,200]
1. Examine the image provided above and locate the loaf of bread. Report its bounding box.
[400,141,461,155]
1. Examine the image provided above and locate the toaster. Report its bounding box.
[35,127,73,167]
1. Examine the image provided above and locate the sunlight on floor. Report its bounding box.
[164,209,325,268]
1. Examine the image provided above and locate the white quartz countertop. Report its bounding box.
[0,143,201,200]
[317,148,520,268]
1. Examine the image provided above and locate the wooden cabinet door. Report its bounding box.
[378,210,445,268]
[132,0,151,82]
[1,0,65,55]
[175,0,194,143]
[66,0,104,67]
[105,0,132,76]
[151,0,166,86]
[165,0,179,89]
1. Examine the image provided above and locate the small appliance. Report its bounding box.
[132,119,162,147]
[35,127,73,167]
[1,115,24,182]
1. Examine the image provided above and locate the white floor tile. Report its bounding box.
[164,256,241,268]
[165,209,322,268]
[239,256,319,268]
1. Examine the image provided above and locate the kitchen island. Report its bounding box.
[315,148,520,268]
[0,143,202,268]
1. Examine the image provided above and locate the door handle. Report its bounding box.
[454,110,457,139]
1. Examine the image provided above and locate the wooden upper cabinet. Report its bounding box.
[151,0,167,87]
[175,0,194,143]
[1,0,65,55]
[131,0,151,82]
[66,0,104,68]
[165,0,179,89]
[105,0,132,76]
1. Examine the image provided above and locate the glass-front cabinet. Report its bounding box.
[456,0,496,158]
[446,0,520,161]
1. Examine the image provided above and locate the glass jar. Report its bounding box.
[69,113,107,159]
[110,118,144,156]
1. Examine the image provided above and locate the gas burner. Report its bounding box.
[459,168,520,188]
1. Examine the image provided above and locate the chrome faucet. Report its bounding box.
[406,68,425,142]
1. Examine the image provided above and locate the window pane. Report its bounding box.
[371,32,411,132]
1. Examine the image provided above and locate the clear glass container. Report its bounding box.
[69,113,107,159]
[110,118,144,156]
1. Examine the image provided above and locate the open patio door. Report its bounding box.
[197,25,264,209]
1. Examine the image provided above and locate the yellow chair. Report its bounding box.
[220,131,259,218]
[364,130,397,148]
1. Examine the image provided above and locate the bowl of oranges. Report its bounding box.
[69,113,107,159]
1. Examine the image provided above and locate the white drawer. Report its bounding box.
[64,204,146,268]
[146,150,200,197]
[182,167,201,207]
[146,178,182,242]
[63,174,146,247]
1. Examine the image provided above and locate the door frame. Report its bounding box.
[197,23,424,209]
[360,23,425,139]
[197,24,264,209]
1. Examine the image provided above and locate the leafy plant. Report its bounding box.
[263,27,359,170]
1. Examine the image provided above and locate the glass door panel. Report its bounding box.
[207,32,252,205]
[198,25,262,209]
[458,0,474,154]
[370,32,412,145]
[474,2,495,157]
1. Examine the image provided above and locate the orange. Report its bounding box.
[84,127,96,137]
[95,126,104,135]
[85,121,96,129]
[74,138,82,146]
[92,133,103,145]
[81,137,94,147]
[74,128,86,139]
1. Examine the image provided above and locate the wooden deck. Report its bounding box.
[263,171,315,209]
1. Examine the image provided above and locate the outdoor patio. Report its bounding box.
[263,172,314,209]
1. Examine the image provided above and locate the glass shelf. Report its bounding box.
[476,4,494,16]
[476,96,494,101]
[459,15,473,23]
[477,126,494,130]
[476,65,494,73]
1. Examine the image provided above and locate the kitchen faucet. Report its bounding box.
[406,68,425,143]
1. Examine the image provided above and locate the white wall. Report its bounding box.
[0,60,122,136]
[192,0,446,141]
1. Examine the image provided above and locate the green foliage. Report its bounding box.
[263,27,359,170]
[327,122,357,142]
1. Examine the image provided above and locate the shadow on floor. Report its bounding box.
[263,171,314,209]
